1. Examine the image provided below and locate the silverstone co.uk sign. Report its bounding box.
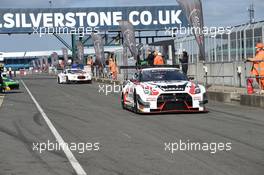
[0,6,188,34]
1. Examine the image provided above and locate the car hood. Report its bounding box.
[140,81,190,91]
[4,80,19,84]
[67,73,89,76]
[142,81,189,87]
[3,78,17,82]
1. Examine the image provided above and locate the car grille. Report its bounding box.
[157,93,192,110]
[159,85,186,91]
[78,76,86,80]
[8,84,19,90]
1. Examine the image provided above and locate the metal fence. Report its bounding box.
[175,21,264,63]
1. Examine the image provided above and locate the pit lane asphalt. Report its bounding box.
[0,74,263,175]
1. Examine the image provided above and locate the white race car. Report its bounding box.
[121,67,208,113]
[57,68,92,84]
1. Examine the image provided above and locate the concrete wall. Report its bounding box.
[188,61,254,87]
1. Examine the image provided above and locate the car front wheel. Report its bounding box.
[57,77,61,84]
[133,91,139,113]
[66,77,70,84]
[121,93,125,109]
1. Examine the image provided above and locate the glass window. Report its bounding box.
[140,69,188,82]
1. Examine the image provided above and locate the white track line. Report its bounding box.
[0,95,4,107]
[21,80,87,175]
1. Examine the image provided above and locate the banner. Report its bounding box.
[32,60,36,68]
[36,59,41,68]
[77,41,84,63]
[91,33,105,65]
[40,58,44,68]
[119,21,138,61]
[51,52,58,66]
[0,6,187,34]
[176,0,205,60]
[44,57,48,66]
[62,48,68,64]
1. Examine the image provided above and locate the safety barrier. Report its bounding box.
[204,75,235,91]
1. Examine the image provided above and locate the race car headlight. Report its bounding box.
[195,87,201,94]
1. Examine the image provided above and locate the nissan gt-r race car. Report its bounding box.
[57,68,92,84]
[121,67,208,113]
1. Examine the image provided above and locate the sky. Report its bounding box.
[0,0,263,52]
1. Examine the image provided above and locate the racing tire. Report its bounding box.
[133,91,139,113]
[121,93,125,109]
[87,80,92,84]
[57,77,62,84]
[66,77,70,84]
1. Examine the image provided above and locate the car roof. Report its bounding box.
[141,67,180,71]
[65,68,82,71]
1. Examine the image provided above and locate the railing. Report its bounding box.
[204,75,235,92]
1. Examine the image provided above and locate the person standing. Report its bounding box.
[247,43,264,93]
[72,62,79,69]
[0,71,3,93]
[147,51,155,66]
[87,56,94,66]
[105,59,110,78]
[8,67,12,79]
[109,58,118,80]
[87,56,94,76]
[180,51,189,75]
[153,51,164,65]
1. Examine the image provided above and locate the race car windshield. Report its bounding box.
[3,77,12,81]
[140,69,188,82]
[67,70,84,74]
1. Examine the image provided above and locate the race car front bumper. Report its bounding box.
[4,84,19,91]
[68,76,92,83]
[137,92,207,113]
